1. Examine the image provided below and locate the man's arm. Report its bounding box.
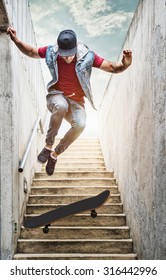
[100,50,132,73]
[7,27,40,58]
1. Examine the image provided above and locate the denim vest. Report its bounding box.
[45,42,96,109]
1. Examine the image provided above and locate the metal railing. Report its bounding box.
[18,116,44,172]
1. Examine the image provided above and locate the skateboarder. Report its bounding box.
[7,27,132,175]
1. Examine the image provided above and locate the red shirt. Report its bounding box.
[38,46,104,103]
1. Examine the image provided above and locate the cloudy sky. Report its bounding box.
[29,0,139,136]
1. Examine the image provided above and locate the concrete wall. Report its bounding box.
[98,0,166,259]
[0,0,47,259]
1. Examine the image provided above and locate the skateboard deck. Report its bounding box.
[23,190,110,233]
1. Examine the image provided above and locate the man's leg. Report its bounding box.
[46,94,69,147]
[38,94,68,164]
[53,99,86,156]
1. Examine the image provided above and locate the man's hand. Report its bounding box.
[100,49,132,73]
[7,27,18,42]
[6,26,40,58]
[122,50,132,67]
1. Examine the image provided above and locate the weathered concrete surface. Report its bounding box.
[0,0,8,27]
[98,0,166,259]
[0,0,47,259]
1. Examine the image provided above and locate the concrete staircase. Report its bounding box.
[14,138,137,260]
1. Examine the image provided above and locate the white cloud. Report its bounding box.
[29,2,59,22]
[58,0,133,37]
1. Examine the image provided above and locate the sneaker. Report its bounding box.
[46,155,57,176]
[37,147,52,164]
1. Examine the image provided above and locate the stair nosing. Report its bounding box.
[26,202,122,207]
[24,213,126,217]
[31,186,118,189]
[35,171,113,174]
[21,226,130,229]
[18,238,133,242]
[28,194,120,198]
[33,177,115,179]
[32,179,116,183]
[14,253,137,256]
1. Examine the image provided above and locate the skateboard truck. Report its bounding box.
[42,211,97,234]
[43,224,50,234]
[91,209,97,218]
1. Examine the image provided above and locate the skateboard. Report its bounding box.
[23,190,110,234]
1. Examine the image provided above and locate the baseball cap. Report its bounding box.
[57,29,77,56]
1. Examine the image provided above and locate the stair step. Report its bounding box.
[13,253,137,260]
[55,162,106,169]
[24,214,126,226]
[53,166,106,173]
[21,226,130,239]
[65,143,101,149]
[35,171,114,179]
[68,139,100,145]
[69,137,99,141]
[58,153,103,158]
[64,145,101,149]
[57,158,105,163]
[28,194,120,204]
[17,239,133,254]
[15,138,136,260]
[69,143,101,147]
[32,178,116,186]
[64,148,102,152]
[26,203,123,214]
[30,186,118,195]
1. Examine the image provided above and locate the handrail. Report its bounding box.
[18,116,44,172]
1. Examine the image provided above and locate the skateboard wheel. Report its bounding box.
[91,210,97,218]
[43,227,49,234]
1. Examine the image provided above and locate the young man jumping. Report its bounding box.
[7,27,132,175]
